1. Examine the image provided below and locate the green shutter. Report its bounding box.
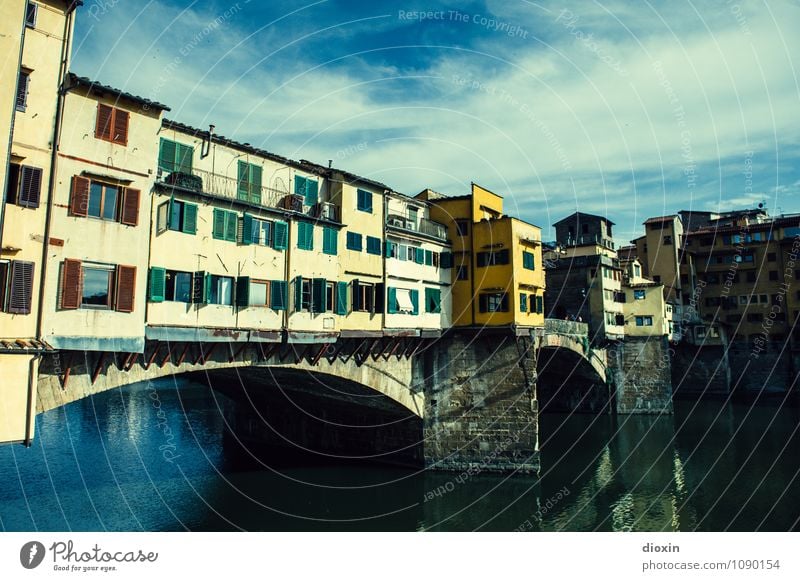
[387,287,397,314]
[212,208,225,239]
[410,289,419,315]
[182,203,197,234]
[433,289,441,313]
[176,143,193,174]
[336,281,348,315]
[424,250,433,266]
[236,277,250,307]
[293,276,303,311]
[352,279,361,311]
[225,211,237,242]
[440,252,452,268]
[536,295,543,314]
[148,267,166,302]
[294,175,306,198]
[242,213,254,245]
[425,288,441,313]
[250,165,262,204]
[323,227,337,255]
[385,241,393,258]
[305,179,318,206]
[270,280,286,310]
[312,278,326,312]
[297,222,313,250]
[415,248,425,264]
[273,220,288,250]
[158,138,177,173]
[237,161,249,201]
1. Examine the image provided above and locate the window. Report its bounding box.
[406,246,417,261]
[16,71,29,112]
[425,288,441,314]
[25,2,37,27]
[634,289,646,300]
[352,280,375,312]
[357,189,373,213]
[242,215,272,246]
[746,271,756,282]
[147,268,192,303]
[387,287,417,314]
[520,293,527,312]
[456,265,469,280]
[0,260,34,314]
[323,227,338,255]
[366,236,382,255]
[237,161,263,204]
[531,294,544,314]
[235,278,270,308]
[5,163,42,208]
[653,275,661,283]
[455,219,469,236]
[476,249,510,267]
[207,275,234,305]
[59,261,135,312]
[70,176,140,225]
[746,313,764,323]
[297,222,314,250]
[157,199,197,234]
[635,316,653,326]
[325,282,335,313]
[95,104,129,146]
[663,235,672,245]
[158,138,194,174]
[386,241,399,258]
[769,270,779,281]
[634,265,641,277]
[346,232,363,251]
[768,252,777,262]
[294,175,318,206]
[479,292,508,313]
[522,251,535,270]
[212,209,238,241]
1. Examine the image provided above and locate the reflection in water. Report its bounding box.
[0,377,797,531]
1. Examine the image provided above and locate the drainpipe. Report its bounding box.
[36,3,77,343]
[0,6,28,255]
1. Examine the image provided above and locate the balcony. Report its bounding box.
[387,214,448,241]
[158,168,339,222]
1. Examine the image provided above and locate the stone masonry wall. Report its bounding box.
[608,336,673,414]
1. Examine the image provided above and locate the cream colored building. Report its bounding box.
[384,192,452,334]
[0,0,79,445]
[41,74,169,353]
[623,282,675,339]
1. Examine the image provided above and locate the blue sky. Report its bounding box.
[71,0,800,242]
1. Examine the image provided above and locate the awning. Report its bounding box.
[397,289,414,311]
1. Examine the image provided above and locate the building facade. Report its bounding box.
[0,0,79,444]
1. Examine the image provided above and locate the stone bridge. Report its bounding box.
[33,321,672,472]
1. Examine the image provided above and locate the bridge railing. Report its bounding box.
[545,318,589,337]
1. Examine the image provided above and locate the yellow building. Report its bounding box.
[40,75,168,353]
[0,0,79,445]
[420,183,545,331]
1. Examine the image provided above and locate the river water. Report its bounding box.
[1,377,798,531]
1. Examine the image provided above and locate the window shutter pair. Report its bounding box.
[272,221,288,250]
[323,227,338,255]
[425,288,441,314]
[298,222,314,250]
[95,104,129,145]
[6,261,34,314]
[312,278,327,312]
[336,282,348,315]
[60,259,135,312]
[69,175,140,225]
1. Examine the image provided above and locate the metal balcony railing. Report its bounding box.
[387,214,448,241]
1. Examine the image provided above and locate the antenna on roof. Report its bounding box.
[328,159,332,168]
[200,124,214,160]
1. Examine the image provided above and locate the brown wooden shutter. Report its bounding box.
[70,175,90,216]
[18,166,42,208]
[7,260,34,314]
[95,104,113,140]
[113,109,129,145]
[61,259,82,309]
[120,188,140,226]
[115,265,136,313]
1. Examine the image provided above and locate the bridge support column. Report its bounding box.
[607,337,673,414]
[417,330,539,474]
